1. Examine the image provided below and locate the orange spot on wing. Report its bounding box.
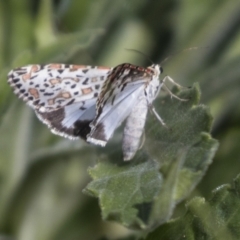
[62,77,80,82]
[61,92,71,98]
[28,88,39,99]
[47,91,72,105]
[22,73,31,81]
[32,65,40,72]
[91,77,98,82]
[70,65,86,71]
[48,99,54,105]
[22,65,41,81]
[82,88,93,95]
[49,78,62,85]
[48,64,62,69]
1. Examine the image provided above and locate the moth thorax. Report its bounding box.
[122,93,148,161]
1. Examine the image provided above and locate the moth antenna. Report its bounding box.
[160,46,209,65]
[125,48,154,65]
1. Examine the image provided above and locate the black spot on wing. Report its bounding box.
[12,78,20,83]
[34,99,40,105]
[95,84,100,90]
[82,78,89,85]
[111,95,116,105]
[57,69,64,74]
[36,108,66,133]
[39,65,45,70]
[43,92,54,96]
[36,108,92,140]
[80,106,86,110]
[74,120,92,140]
[90,123,107,142]
[30,75,38,79]
[82,69,89,74]
[66,99,75,106]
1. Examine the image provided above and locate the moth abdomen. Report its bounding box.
[122,95,148,161]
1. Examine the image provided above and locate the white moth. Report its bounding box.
[7,63,183,160]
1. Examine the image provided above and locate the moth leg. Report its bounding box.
[149,104,168,128]
[162,75,188,89]
[138,130,145,150]
[163,84,188,102]
[161,76,189,101]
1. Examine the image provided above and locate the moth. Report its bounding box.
[7,63,184,160]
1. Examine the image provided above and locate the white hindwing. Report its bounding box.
[8,64,111,139]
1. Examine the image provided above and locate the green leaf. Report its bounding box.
[6,0,34,63]
[35,0,56,48]
[84,84,218,229]
[146,83,219,203]
[9,29,104,67]
[84,159,162,229]
[0,103,33,224]
[1,0,240,239]
[32,29,104,63]
[145,173,240,240]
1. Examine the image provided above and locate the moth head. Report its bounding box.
[148,64,163,77]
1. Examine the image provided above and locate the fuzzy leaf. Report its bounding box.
[146,173,240,240]
[84,84,218,229]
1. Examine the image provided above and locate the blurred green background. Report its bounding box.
[0,0,240,239]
